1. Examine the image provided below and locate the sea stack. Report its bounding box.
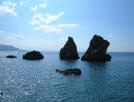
[81,35,111,61]
[60,37,79,60]
[23,50,44,60]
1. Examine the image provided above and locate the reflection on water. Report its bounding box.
[88,61,107,68]
[60,59,79,68]
[0,51,134,102]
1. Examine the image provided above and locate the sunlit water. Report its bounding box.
[0,51,134,102]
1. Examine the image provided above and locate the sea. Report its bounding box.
[0,51,134,102]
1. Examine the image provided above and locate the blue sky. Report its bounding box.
[0,0,134,52]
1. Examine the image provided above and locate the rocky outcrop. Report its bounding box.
[60,37,79,60]
[56,68,81,75]
[81,35,111,61]
[6,55,17,58]
[23,51,44,60]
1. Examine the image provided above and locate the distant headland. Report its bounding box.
[0,44,21,51]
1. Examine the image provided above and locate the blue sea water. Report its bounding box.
[0,51,134,102]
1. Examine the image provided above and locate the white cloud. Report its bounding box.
[30,12,78,34]
[20,1,24,6]
[57,24,78,28]
[30,6,38,11]
[3,1,16,7]
[30,3,47,11]
[45,12,64,24]
[30,12,64,25]
[30,11,79,34]
[33,24,78,34]
[34,25,62,34]
[38,3,47,8]
[30,13,44,25]
[0,1,17,16]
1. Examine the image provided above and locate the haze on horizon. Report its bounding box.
[0,0,134,52]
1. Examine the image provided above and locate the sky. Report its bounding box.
[0,0,134,52]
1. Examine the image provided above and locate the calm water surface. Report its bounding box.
[0,51,134,102]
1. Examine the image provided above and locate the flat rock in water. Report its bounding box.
[6,55,17,58]
[56,68,81,75]
[23,50,44,60]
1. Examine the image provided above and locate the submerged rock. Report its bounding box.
[56,68,81,75]
[23,50,44,60]
[60,37,79,60]
[0,92,4,98]
[6,55,17,58]
[81,35,111,61]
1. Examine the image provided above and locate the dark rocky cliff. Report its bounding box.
[60,37,79,60]
[81,35,111,61]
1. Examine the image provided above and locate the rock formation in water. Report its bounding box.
[6,55,17,58]
[60,37,79,60]
[23,50,44,60]
[56,68,81,75]
[81,35,111,61]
